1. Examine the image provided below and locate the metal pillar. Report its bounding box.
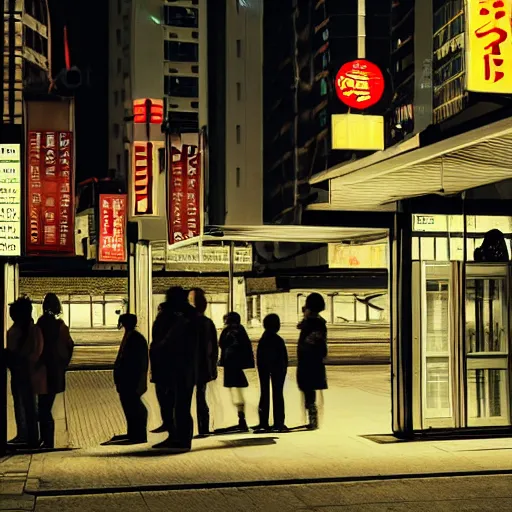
[390,203,414,438]
[228,241,235,312]
[128,240,152,341]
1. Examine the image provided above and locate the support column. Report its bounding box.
[391,202,414,438]
[128,241,152,341]
[4,261,19,326]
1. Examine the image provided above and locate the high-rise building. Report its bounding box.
[2,0,51,125]
[263,0,392,224]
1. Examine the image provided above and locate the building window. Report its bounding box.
[164,75,199,98]
[117,0,122,14]
[164,41,199,62]
[116,28,121,45]
[114,91,119,106]
[164,6,198,27]
[117,58,122,73]
[236,0,240,13]
[236,82,241,100]
[113,123,120,138]
[236,39,242,58]
[236,125,241,144]
[236,167,241,187]
[121,89,126,102]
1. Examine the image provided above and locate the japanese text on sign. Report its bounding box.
[467,0,512,93]
[168,142,202,245]
[334,59,385,110]
[26,131,74,255]
[132,142,154,215]
[0,144,21,256]
[99,194,127,262]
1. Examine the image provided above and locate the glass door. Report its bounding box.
[464,264,510,427]
[413,262,457,429]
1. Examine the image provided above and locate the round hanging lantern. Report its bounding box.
[334,59,385,110]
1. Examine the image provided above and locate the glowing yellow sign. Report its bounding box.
[467,0,512,93]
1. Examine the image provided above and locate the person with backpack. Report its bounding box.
[218,312,255,432]
[36,293,74,448]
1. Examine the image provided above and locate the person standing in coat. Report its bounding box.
[36,293,74,448]
[149,288,185,436]
[152,288,198,452]
[188,288,218,437]
[6,297,46,448]
[104,314,149,445]
[254,314,288,432]
[297,293,328,430]
[218,312,255,432]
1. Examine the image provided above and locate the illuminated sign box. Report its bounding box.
[131,141,155,216]
[466,0,512,93]
[0,144,21,256]
[99,194,127,262]
[331,114,384,151]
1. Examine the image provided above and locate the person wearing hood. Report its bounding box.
[218,312,255,432]
[297,293,328,430]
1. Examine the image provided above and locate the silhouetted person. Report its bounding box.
[254,314,288,432]
[37,293,74,448]
[297,293,328,430]
[218,312,255,432]
[189,288,218,437]
[474,229,510,262]
[149,289,184,435]
[6,297,45,448]
[104,314,148,445]
[153,288,198,452]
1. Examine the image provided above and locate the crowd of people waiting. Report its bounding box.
[5,287,328,453]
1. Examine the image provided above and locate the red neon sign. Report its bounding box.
[168,143,201,245]
[26,131,75,255]
[335,60,385,110]
[132,142,154,215]
[99,194,127,262]
[133,99,164,124]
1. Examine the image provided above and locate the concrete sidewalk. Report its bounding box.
[31,475,512,511]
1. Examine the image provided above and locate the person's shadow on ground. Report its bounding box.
[84,436,280,457]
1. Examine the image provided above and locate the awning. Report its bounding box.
[309,116,512,211]
[163,225,389,251]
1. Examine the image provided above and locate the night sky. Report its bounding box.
[49,0,109,184]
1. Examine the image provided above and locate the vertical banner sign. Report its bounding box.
[467,0,512,93]
[168,143,202,244]
[132,142,154,215]
[99,194,127,262]
[0,144,21,256]
[26,131,74,255]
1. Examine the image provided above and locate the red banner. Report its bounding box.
[132,142,154,215]
[98,194,127,262]
[168,143,201,245]
[26,131,74,255]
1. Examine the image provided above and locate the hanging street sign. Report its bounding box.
[335,59,385,110]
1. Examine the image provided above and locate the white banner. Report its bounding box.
[0,144,21,256]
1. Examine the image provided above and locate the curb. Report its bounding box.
[27,468,512,497]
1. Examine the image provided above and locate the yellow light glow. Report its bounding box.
[331,114,384,151]
[466,0,512,93]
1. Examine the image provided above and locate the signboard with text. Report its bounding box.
[0,144,21,256]
[467,0,512,93]
[99,194,127,262]
[26,131,74,255]
[335,59,385,109]
[168,142,202,245]
[132,141,155,216]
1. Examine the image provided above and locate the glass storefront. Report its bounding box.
[410,215,511,432]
